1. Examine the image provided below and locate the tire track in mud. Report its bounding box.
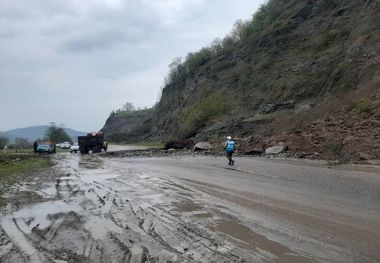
[0,154,316,262]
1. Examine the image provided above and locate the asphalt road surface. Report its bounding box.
[0,148,379,262]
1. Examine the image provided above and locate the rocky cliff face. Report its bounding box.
[102,109,153,142]
[103,0,380,160]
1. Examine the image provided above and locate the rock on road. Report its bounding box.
[0,148,379,262]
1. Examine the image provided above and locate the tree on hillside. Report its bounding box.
[44,122,73,144]
[122,102,135,112]
[0,136,9,147]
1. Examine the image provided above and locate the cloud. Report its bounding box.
[0,0,265,131]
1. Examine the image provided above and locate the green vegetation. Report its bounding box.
[0,154,50,177]
[45,122,73,144]
[0,153,51,207]
[346,98,376,114]
[109,102,150,118]
[161,0,297,87]
[0,136,9,148]
[178,95,230,138]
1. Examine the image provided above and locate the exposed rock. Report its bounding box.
[295,103,312,113]
[165,139,194,150]
[194,142,212,151]
[275,133,315,154]
[242,145,265,155]
[260,100,296,114]
[265,143,288,155]
[358,152,371,161]
[368,160,380,165]
[238,137,265,155]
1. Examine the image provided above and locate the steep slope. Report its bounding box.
[103,0,380,160]
[102,109,154,142]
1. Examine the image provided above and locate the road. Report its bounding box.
[0,147,379,262]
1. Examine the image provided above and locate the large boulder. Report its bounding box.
[165,139,194,150]
[265,143,288,155]
[193,142,212,151]
[239,136,265,155]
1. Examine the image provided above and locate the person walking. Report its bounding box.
[33,141,38,154]
[224,136,236,165]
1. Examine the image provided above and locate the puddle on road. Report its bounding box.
[192,212,212,218]
[172,201,203,213]
[213,220,312,263]
[11,200,81,230]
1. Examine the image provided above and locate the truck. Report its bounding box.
[78,131,108,154]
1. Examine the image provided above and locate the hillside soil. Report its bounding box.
[0,147,379,262]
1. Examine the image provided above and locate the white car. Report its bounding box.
[70,143,79,153]
[61,142,71,149]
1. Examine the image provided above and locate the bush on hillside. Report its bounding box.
[160,0,295,91]
[178,95,230,138]
[346,98,376,113]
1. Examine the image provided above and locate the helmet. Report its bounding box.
[227,136,232,140]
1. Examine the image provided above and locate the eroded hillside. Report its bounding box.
[103,0,380,160]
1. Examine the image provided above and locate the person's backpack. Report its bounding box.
[226,140,235,152]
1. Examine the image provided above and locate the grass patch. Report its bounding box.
[0,153,51,207]
[178,94,230,138]
[346,98,376,113]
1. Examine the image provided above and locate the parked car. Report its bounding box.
[61,142,71,149]
[70,143,79,153]
[55,143,63,148]
[37,143,55,154]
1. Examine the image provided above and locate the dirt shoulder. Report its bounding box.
[0,153,53,208]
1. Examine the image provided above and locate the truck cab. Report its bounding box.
[78,132,107,154]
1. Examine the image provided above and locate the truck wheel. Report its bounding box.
[94,146,101,153]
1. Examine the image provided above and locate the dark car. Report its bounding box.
[37,143,55,154]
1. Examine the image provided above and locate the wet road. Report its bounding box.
[0,149,379,262]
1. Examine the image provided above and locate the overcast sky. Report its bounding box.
[0,0,265,132]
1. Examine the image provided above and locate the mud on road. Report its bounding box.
[0,151,379,262]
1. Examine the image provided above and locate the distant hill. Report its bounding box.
[0,125,86,142]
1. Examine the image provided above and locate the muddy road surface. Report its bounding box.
[0,151,379,263]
